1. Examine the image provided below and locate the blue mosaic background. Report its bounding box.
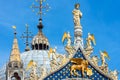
[44,49,111,80]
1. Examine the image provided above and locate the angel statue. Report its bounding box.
[100,51,110,66]
[98,51,110,73]
[48,47,67,70]
[48,47,59,72]
[26,60,38,80]
[72,3,82,27]
[62,32,75,58]
[85,33,96,56]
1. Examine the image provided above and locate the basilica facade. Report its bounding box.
[0,1,118,80]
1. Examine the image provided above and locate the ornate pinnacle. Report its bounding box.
[37,18,43,30]
[10,26,21,62]
[30,0,50,31]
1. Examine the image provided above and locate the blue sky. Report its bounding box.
[0,0,120,78]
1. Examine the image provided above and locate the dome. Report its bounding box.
[0,50,51,79]
[31,30,49,50]
[21,50,50,69]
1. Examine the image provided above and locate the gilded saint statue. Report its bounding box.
[72,3,82,26]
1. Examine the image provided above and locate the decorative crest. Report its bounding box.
[21,24,33,51]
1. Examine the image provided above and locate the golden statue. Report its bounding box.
[85,33,96,56]
[100,51,110,66]
[62,32,75,58]
[26,60,37,70]
[48,47,56,58]
[86,33,96,49]
[98,51,110,73]
[70,58,93,77]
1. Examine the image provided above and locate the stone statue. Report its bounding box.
[39,65,47,80]
[60,54,68,66]
[110,70,119,80]
[29,62,38,80]
[26,60,38,80]
[72,3,82,26]
[49,48,59,72]
[48,47,67,72]
[50,59,58,72]
[91,56,99,66]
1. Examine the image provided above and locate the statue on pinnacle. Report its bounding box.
[73,3,83,50]
[72,3,82,27]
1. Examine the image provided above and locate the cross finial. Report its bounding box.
[31,0,50,19]
[30,0,50,31]
[21,24,33,51]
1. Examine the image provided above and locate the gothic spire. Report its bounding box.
[9,26,21,62]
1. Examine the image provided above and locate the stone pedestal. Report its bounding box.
[74,26,83,50]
